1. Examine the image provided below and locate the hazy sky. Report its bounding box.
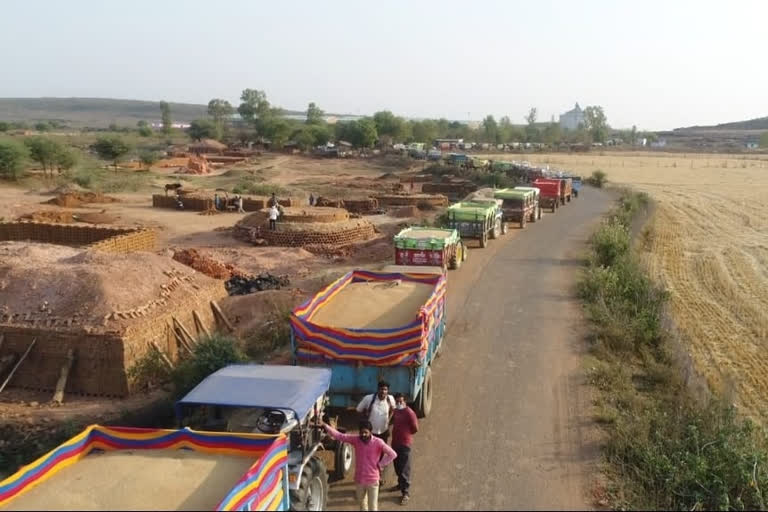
[1,0,766,130]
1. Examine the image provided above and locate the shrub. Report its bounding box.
[586,170,607,188]
[590,218,630,268]
[0,140,29,179]
[171,333,246,398]
[243,306,292,359]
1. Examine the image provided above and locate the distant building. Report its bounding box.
[559,103,585,131]
[650,139,667,148]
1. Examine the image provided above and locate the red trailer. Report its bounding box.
[532,179,562,213]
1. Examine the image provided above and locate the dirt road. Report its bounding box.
[327,188,614,510]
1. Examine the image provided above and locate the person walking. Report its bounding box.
[237,195,245,213]
[308,193,315,206]
[320,419,396,512]
[213,193,220,211]
[389,393,419,505]
[268,203,279,230]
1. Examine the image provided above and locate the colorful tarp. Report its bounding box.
[0,425,288,511]
[291,270,446,366]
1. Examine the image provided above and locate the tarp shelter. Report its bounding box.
[175,365,332,420]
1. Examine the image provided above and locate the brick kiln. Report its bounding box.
[0,242,227,397]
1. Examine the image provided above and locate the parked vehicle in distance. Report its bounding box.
[532,178,562,212]
[446,199,506,248]
[494,188,538,228]
[393,226,467,271]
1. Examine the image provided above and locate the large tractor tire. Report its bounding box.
[551,201,557,213]
[479,233,488,248]
[414,367,433,418]
[333,442,353,481]
[290,457,329,511]
[530,208,537,223]
[449,243,463,270]
[519,215,526,229]
[537,206,542,220]
[490,219,501,239]
[501,221,508,235]
[462,242,468,261]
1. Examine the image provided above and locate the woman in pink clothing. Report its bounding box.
[321,419,397,511]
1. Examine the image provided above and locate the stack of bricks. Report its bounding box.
[151,194,214,211]
[375,194,449,207]
[260,221,375,247]
[0,221,155,253]
[342,198,379,214]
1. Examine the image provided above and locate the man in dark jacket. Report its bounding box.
[389,392,419,505]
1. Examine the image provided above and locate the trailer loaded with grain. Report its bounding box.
[291,270,446,418]
[446,199,505,248]
[532,178,562,213]
[493,188,539,228]
[393,227,467,271]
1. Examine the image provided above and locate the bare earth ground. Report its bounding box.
[519,152,768,423]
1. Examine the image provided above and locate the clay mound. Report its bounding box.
[172,248,240,279]
[280,207,349,223]
[17,210,76,224]
[0,242,222,321]
[73,211,117,224]
[46,192,120,208]
[237,211,268,228]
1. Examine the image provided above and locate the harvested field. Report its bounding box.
[519,151,768,422]
[310,280,433,329]
[46,192,120,208]
[3,450,255,511]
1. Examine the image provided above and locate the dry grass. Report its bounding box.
[525,151,768,421]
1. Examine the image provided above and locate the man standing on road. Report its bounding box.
[389,392,419,505]
[321,419,396,512]
[356,381,396,444]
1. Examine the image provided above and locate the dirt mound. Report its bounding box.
[0,242,221,322]
[394,206,419,218]
[73,211,117,224]
[236,211,268,228]
[16,210,76,223]
[171,248,242,280]
[46,192,120,208]
[377,172,398,180]
[46,183,87,196]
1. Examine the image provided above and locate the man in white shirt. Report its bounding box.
[357,380,395,444]
[268,204,279,230]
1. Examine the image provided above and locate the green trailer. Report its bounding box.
[494,188,539,228]
[393,226,467,270]
[446,199,506,248]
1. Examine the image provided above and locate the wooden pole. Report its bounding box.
[52,349,75,404]
[149,341,174,370]
[210,300,235,332]
[0,334,4,351]
[0,338,36,394]
[171,325,194,355]
[172,317,197,347]
[192,310,211,338]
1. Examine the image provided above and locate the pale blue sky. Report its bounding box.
[1,0,766,130]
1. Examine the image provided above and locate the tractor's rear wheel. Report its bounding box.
[530,208,537,223]
[449,243,462,270]
[414,367,433,418]
[479,233,487,248]
[490,219,500,239]
[501,222,508,235]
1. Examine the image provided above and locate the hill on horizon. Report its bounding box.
[0,97,308,128]
[676,115,768,131]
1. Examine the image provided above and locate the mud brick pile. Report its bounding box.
[342,198,380,214]
[375,193,449,207]
[260,221,375,247]
[0,222,155,252]
[152,194,214,211]
[88,229,156,253]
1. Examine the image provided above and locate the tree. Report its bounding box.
[524,108,539,142]
[760,132,768,148]
[0,122,9,132]
[410,119,438,145]
[24,136,63,177]
[139,150,162,169]
[525,108,537,126]
[306,102,324,125]
[482,115,499,143]
[238,89,272,137]
[188,119,218,141]
[263,119,292,149]
[92,136,131,170]
[137,120,148,128]
[138,125,153,137]
[542,120,561,145]
[583,106,608,143]
[207,99,234,138]
[35,121,51,132]
[309,124,331,146]
[342,119,378,148]
[0,140,28,179]
[630,125,638,145]
[373,111,406,142]
[160,101,172,135]
[55,147,79,172]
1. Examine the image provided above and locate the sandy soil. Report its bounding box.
[310,280,433,329]
[4,450,255,511]
[517,151,768,422]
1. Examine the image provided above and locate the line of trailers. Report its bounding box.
[0,172,583,512]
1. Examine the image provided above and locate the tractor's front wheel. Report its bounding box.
[290,457,329,511]
[333,442,353,481]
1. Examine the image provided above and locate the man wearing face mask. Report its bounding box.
[320,419,397,511]
[389,392,419,505]
[356,381,396,443]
